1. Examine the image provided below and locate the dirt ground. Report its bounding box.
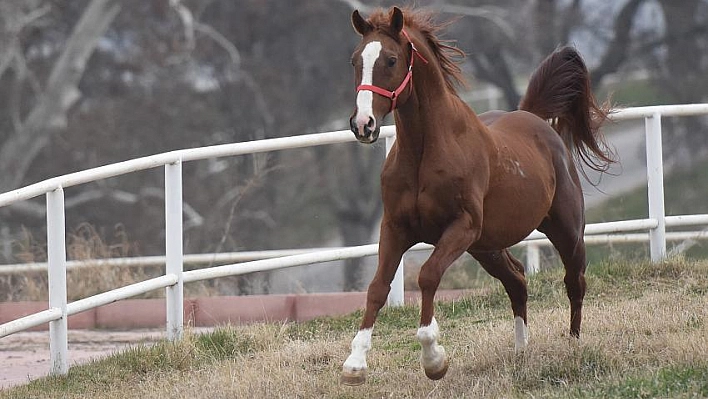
[0,329,166,389]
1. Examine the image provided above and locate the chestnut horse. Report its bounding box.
[341,7,614,385]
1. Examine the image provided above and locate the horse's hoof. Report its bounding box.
[341,367,366,386]
[423,357,449,381]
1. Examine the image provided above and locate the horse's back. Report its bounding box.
[483,110,562,148]
[477,110,507,126]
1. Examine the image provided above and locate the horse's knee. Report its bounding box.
[564,272,586,301]
[506,252,526,275]
[417,266,441,292]
[365,279,391,310]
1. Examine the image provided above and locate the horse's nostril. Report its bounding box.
[350,117,358,134]
[367,116,375,128]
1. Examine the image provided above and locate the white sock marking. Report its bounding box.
[515,316,528,351]
[417,317,446,370]
[343,328,373,371]
[355,41,382,127]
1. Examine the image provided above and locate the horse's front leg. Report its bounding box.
[417,214,478,380]
[341,222,411,386]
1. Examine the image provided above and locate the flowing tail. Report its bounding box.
[519,46,615,175]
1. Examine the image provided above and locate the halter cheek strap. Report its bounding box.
[356,29,429,112]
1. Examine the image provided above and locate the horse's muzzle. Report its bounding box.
[350,115,379,144]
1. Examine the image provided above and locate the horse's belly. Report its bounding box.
[473,221,537,251]
[475,179,554,249]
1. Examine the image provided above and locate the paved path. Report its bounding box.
[0,329,164,389]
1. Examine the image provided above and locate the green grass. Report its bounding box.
[584,157,708,263]
[598,78,674,108]
[586,158,708,224]
[2,258,707,398]
[575,364,708,398]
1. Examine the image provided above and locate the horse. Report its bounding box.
[341,7,615,385]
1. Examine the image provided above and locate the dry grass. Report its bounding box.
[0,224,162,302]
[0,223,228,301]
[121,293,705,398]
[3,258,708,398]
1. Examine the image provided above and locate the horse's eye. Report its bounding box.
[387,57,397,67]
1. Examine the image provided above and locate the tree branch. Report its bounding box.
[194,22,242,66]
[333,0,374,13]
[0,0,122,192]
[436,4,514,40]
[469,49,520,109]
[589,0,647,88]
[169,0,195,50]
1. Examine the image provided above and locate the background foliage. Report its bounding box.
[1,0,707,294]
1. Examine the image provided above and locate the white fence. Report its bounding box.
[1,104,708,377]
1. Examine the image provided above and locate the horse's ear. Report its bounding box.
[390,7,404,35]
[352,10,373,36]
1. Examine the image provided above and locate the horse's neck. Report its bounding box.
[390,36,489,165]
[393,89,487,163]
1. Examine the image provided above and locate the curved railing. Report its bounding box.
[1,103,708,377]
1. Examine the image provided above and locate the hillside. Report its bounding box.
[583,156,708,262]
[2,258,707,398]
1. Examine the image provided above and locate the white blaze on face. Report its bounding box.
[355,41,382,129]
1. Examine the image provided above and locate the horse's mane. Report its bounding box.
[366,8,467,92]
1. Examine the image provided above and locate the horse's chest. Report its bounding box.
[415,182,461,225]
[383,157,469,236]
[385,177,462,237]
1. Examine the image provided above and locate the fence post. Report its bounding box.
[165,161,184,340]
[47,187,68,375]
[645,113,666,261]
[525,242,540,275]
[385,134,405,307]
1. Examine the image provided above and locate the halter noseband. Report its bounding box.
[356,29,429,112]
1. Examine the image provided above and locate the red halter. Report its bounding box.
[356,29,429,112]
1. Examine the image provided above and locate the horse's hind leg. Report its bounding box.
[471,249,529,350]
[538,178,587,338]
[541,219,586,337]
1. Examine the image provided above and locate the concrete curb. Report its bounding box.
[0,290,471,331]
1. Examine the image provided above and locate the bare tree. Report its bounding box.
[589,0,647,87]
[654,0,708,162]
[0,0,121,192]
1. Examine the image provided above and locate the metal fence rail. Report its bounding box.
[1,104,708,377]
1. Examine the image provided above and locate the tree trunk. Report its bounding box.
[0,0,121,192]
[469,49,520,110]
[656,0,706,161]
[657,0,702,102]
[589,0,646,88]
[340,215,375,292]
[534,0,559,59]
[331,144,382,291]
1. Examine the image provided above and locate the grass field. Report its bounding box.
[581,157,708,263]
[2,257,707,398]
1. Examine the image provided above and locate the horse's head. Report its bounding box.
[349,7,417,144]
